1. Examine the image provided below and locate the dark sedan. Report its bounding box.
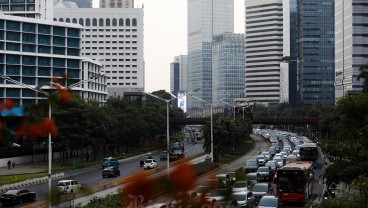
[102,166,121,177]
[252,183,274,205]
[0,189,36,206]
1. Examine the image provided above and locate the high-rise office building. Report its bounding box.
[170,55,188,95]
[100,0,134,8]
[54,7,144,97]
[244,0,283,106]
[212,33,245,106]
[298,0,334,105]
[0,0,53,20]
[68,0,93,8]
[187,0,234,108]
[335,0,367,101]
[280,0,298,106]
[0,14,107,105]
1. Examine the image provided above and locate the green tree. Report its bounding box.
[322,93,368,192]
[357,64,368,93]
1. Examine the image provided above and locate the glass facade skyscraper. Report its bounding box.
[298,0,335,105]
[187,0,234,108]
[212,33,245,106]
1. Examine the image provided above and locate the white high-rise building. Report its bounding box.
[0,0,53,20]
[335,0,367,101]
[54,8,144,97]
[244,0,283,106]
[100,0,134,8]
[187,0,234,108]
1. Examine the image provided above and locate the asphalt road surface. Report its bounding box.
[1,141,204,207]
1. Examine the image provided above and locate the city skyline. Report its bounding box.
[92,0,245,93]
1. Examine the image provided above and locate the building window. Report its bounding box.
[132,18,137,26]
[22,22,35,33]
[112,18,117,26]
[72,18,77,24]
[59,18,64,22]
[38,25,51,34]
[66,18,70,23]
[106,18,110,26]
[119,18,124,26]
[79,18,84,26]
[11,5,25,11]
[86,18,90,26]
[6,21,20,31]
[126,18,130,26]
[99,18,104,26]
[92,18,97,26]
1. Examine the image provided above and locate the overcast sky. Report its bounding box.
[92,0,245,92]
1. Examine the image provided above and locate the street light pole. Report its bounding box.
[1,73,105,207]
[210,104,213,162]
[166,100,170,177]
[138,90,176,177]
[48,103,52,207]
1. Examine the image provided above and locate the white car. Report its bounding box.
[143,159,158,169]
[56,180,81,194]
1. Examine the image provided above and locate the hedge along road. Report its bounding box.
[10,140,205,208]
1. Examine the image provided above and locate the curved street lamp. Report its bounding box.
[138,90,177,178]
[1,73,105,207]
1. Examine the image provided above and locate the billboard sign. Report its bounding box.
[177,92,187,113]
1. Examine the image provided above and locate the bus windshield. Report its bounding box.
[277,170,304,193]
[299,145,318,161]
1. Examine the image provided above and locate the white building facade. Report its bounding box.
[53,8,144,97]
[0,0,53,20]
[244,0,283,106]
[100,0,134,8]
[335,0,367,101]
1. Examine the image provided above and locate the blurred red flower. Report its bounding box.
[123,171,155,205]
[169,161,196,192]
[4,99,15,110]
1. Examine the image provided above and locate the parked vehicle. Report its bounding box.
[144,159,158,169]
[0,189,36,206]
[102,166,120,178]
[56,180,81,194]
[101,157,120,169]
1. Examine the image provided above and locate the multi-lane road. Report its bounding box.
[7,141,204,207]
[5,133,326,207]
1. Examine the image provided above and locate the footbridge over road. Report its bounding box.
[169,117,320,125]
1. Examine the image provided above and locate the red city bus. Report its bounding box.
[276,161,314,204]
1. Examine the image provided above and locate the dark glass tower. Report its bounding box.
[298,0,335,105]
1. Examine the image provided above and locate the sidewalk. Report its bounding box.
[0,162,48,176]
